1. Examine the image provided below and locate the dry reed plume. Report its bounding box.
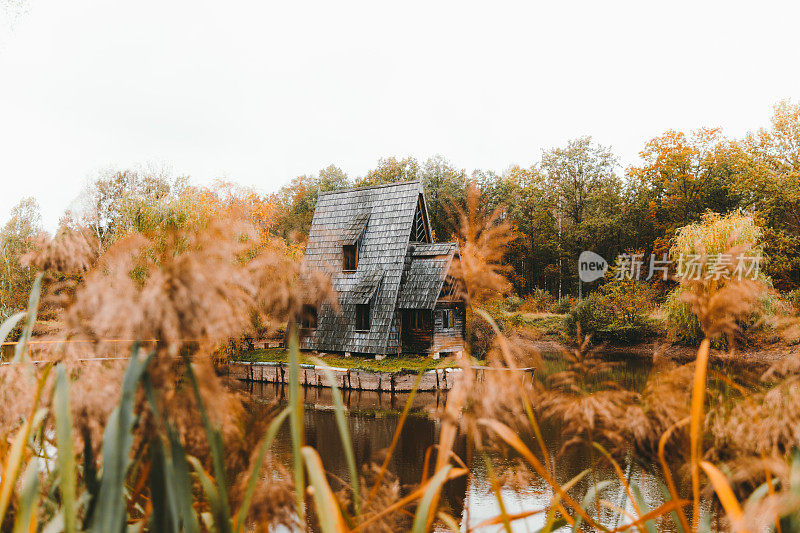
[1,215,334,529]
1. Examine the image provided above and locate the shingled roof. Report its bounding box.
[301,181,426,353]
[396,243,458,309]
[300,180,462,355]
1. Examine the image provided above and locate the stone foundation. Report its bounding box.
[228,361,461,391]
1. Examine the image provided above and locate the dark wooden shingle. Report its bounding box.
[300,180,464,355]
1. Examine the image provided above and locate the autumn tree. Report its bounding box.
[626,128,741,258]
[270,165,350,242]
[540,137,624,297]
[419,155,467,240]
[499,166,561,295]
[0,197,42,319]
[75,165,188,248]
[355,156,420,187]
[730,100,800,289]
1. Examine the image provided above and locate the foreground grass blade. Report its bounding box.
[167,427,201,533]
[482,453,512,533]
[91,349,152,533]
[536,517,568,533]
[234,407,290,533]
[657,418,690,532]
[142,372,200,533]
[437,511,461,532]
[470,508,546,531]
[149,436,178,532]
[302,446,346,533]
[690,338,711,528]
[0,311,26,348]
[592,443,646,533]
[575,479,613,531]
[411,465,453,533]
[189,456,229,530]
[13,273,42,362]
[54,366,77,533]
[12,462,40,533]
[352,468,468,532]
[609,500,690,533]
[287,327,306,521]
[311,356,361,516]
[480,418,609,532]
[184,360,233,533]
[0,364,50,526]
[700,461,749,532]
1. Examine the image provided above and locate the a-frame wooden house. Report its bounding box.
[300,180,466,358]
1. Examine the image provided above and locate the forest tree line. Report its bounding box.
[2,100,799,320]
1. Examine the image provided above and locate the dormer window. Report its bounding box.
[343,244,357,271]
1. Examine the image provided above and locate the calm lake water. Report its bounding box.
[240,354,703,532]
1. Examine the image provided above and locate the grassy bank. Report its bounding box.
[233,347,456,374]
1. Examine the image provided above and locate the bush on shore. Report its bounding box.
[664,211,774,347]
[564,278,658,344]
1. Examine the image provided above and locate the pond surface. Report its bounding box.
[240,353,700,531]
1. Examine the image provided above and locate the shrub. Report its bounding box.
[519,288,557,313]
[664,211,772,346]
[466,313,495,359]
[784,288,800,315]
[564,279,657,344]
[663,289,705,345]
[551,296,575,314]
[504,295,523,312]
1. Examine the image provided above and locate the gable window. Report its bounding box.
[343,244,357,271]
[409,195,430,243]
[300,304,317,329]
[355,303,370,331]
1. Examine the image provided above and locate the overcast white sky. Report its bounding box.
[1,1,799,230]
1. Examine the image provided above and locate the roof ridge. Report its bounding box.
[318,180,421,196]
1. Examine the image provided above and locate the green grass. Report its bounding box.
[232,348,455,374]
[519,312,567,337]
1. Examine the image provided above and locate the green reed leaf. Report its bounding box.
[91,347,152,533]
[184,360,232,533]
[14,273,42,362]
[54,366,77,533]
[12,462,40,533]
[234,406,290,533]
[411,465,453,533]
[188,456,228,531]
[302,446,345,533]
[287,326,305,521]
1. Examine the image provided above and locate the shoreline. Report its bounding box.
[227,360,463,391]
[531,338,799,367]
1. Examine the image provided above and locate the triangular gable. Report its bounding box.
[409,194,432,243]
[396,242,457,309]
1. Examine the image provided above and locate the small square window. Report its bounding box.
[355,303,370,331]
[439,309,454,328]
[343,245,357,271]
